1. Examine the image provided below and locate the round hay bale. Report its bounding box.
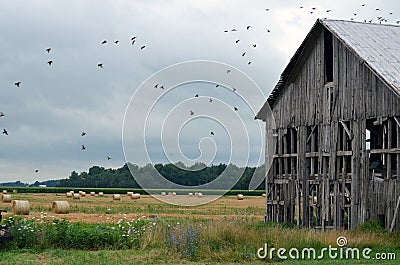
[12,200,29,215]
[262,193,267,197]
[113,194,121,200]
[80,192,86,197]
[13,189,18,193]
[2,190,7,194]
[161,192,166,196]
[2,194,11,203]
[237,194,244,200]
[66,192,73,198]
[78,190,83,194]
[127,191,133,196]
[73,193,81,200]
[197,192,203,198]
[172,192,176,196]
[98,192,104,196]
[52,201,70,214]
[131,193,140,200]
[188,192,193,196]
[70,191,75,194]
[90,192,96,196]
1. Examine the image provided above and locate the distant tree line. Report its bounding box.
[56,162,266,190]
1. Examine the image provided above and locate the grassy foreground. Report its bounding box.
[1,216,399,264]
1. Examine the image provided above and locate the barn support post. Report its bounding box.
[297,126,308,227]
[351,120,361,229]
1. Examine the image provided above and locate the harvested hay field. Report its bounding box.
[0,193,266,223]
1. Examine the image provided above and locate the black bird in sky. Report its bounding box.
[131,40,136,45]
[194,94,199,98]
[210,131,215,136]
[209,98,213,103]
[140,45,146,50]
[101,40,107,44]
[216,84,219,87]
[362,4,366,7]
[81,131,86,136]
[242,52,246,57]
[232,87,236,92]
[160,85,164,89]
[248,61,252,65]
[0,112,4,117]
[190,110,194,115]
[227,69,231,74]
[246,25,252,30]
[35,169,39,173]
[252,44,257,48]
[231,29,237,32]
[234,107,238,111]
[46,48,51,53]
[224,30,228,33]
[114,40,119,44]
[81,145,86,150]
[235,39,240,43]
[47,60,53,66]
[107,156,111,160]
[265,8,270,11]
[267,29,271,33]
[131,36,137,40]
[154,84,159,88]
[97,63,103,68]
[14,81,21,87]
[3,129,8,135]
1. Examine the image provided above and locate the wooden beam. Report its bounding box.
[390,195,400,232]
[394,116,400,128]
[340,121,353,140]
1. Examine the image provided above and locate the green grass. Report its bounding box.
[1,216,399,264]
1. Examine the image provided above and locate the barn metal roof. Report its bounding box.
[260,19,400,116]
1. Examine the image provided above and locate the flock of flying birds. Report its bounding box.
[1,35,147,174]
[1,2,399,176]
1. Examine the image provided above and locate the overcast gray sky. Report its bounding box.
[0,0,398,183]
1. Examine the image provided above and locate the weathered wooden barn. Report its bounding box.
[257,19,400,230]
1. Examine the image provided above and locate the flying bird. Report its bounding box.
[242,52,246,57]
[235,39,240,43]
[267,29,271,33]
[14,81,21,87]
[326,10,332,12]
[97,63,103,68]
[81,131,86,136]
[0,112,4,117]
[362,4,366,7]
[114,40,119,44]
[194,94,199,98]
[46,48,51,53]
[234,107,238,111]
[3,129,8,135]
[231,29,237,32]
[81,145,86,150]
[154,84,159,88]
[190,110,194,115]
[107,156,111,160]
[265,8,270,11]
[140,45,146,50]
[216,84,219,87]
[35,169,39,173]
[376,8,380,11]
[227,69,231,74]
[210,131,215,135]
[131,40,136,45]
[252,44,257,48]
[47,60,53,66]
[232,87,236,92]
[131,36,137,40]
[224,30,228,33]
[160,85,165,89]
[246,25,252,30]
[209,98,213,102]
[248,61,252,65]
[101,40,107,44]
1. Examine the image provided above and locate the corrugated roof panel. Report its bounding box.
[321,19,400,96]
